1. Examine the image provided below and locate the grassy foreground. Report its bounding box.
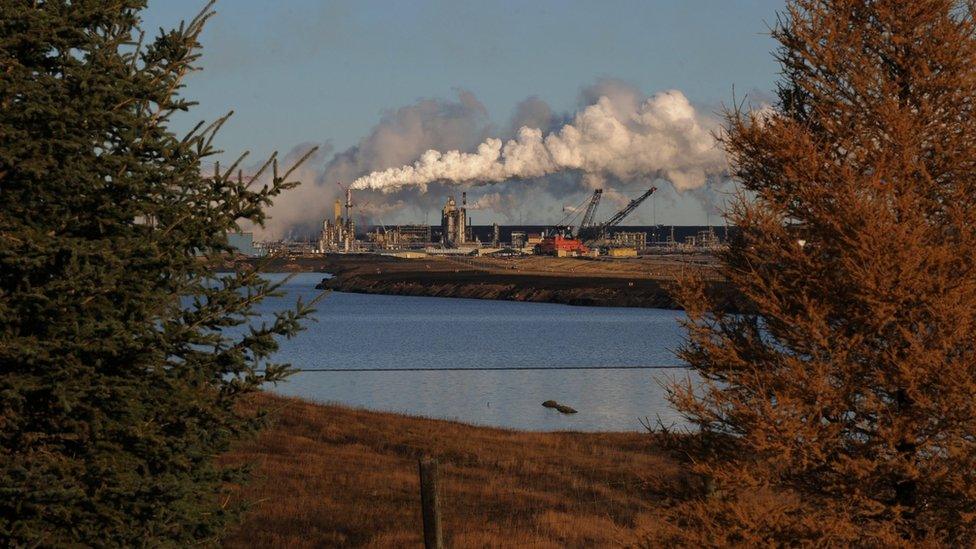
[221,393,680,547]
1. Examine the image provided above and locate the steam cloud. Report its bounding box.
[350,89,725,194]
[249,91,490,238]
[251,81,738,239]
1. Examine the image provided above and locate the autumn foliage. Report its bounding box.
[664,0,976,545]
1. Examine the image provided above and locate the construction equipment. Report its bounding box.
[550,191,594,236]
[534,190,602,256]
[552,188,603,238]
[577,189,603,236]
[535,186,656,256]
[540,189,602,237]
[578,186,657,244]
[534,234,590,256]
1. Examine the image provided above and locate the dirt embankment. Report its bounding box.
[225,254,357,273]
[316,254,744,311]
[222,393,682,547]
[323,269,684,307]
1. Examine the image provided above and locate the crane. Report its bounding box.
[535,189,601,256]
[578,186,657,243]
[575,189,603,237]
[550,191,593,236]
[535,187,654,256]
[548,188,604,238]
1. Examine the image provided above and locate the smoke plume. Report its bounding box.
[350,89,725,194]
[468,192,520,221]
[252,81,739,239]
[250,90,491,238]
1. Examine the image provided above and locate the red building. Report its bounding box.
[534,234,590,256]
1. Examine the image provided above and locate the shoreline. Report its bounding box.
[231,254,744,311]
[319,270,686,308]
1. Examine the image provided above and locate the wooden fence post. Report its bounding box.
[418,456,443,549]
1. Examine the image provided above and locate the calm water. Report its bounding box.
[254,273,693,432]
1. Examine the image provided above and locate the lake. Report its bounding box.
[255,272,693,432]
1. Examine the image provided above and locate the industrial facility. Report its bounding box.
[301,184,728,259]
[319,189,357,252]
[440,193,471,247]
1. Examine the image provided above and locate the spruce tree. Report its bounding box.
[0,2,316,544]
[660,0,976,545]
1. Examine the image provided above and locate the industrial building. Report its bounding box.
[440,193,472,247]
[535,234,591,257]
[610,231,647,250]
[312,184,729,257]
[319,189,357,252]
[510,231,526,249]
[681,227,723,250]
[367,224,431,249]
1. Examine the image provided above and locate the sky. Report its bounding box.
[142,0,784,233]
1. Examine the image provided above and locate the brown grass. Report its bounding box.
[221,393,679,547]
[357,253,720,281]
[234,252,721,281]
[442,254,720,281]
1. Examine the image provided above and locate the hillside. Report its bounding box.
[222,393,683,547]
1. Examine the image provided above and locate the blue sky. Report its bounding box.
[142,0,783,229]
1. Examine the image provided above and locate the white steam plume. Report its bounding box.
[351,90,725,194]
[468,191,517,212]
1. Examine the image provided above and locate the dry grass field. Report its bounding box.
[336,253,721,281]
[234,252,721,281]
[221,393,680,547]
[441,254,720,280]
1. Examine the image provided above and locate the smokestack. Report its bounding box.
[345,188,352,223]
[462,192,467,206]
[334,199,342,223]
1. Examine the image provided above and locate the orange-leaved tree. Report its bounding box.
[659,0,976,545]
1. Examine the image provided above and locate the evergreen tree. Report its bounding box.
[0,2,317,544]
[660,0,976,545]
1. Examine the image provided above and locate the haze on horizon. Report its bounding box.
[143,0,783,238]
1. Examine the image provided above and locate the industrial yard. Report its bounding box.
[246,185,729,259]
[223,183,739,309]
[226,181,734,312]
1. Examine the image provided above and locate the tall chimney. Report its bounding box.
[345,188,352,222]
[334,199,342,223]
[462,192,466,206]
